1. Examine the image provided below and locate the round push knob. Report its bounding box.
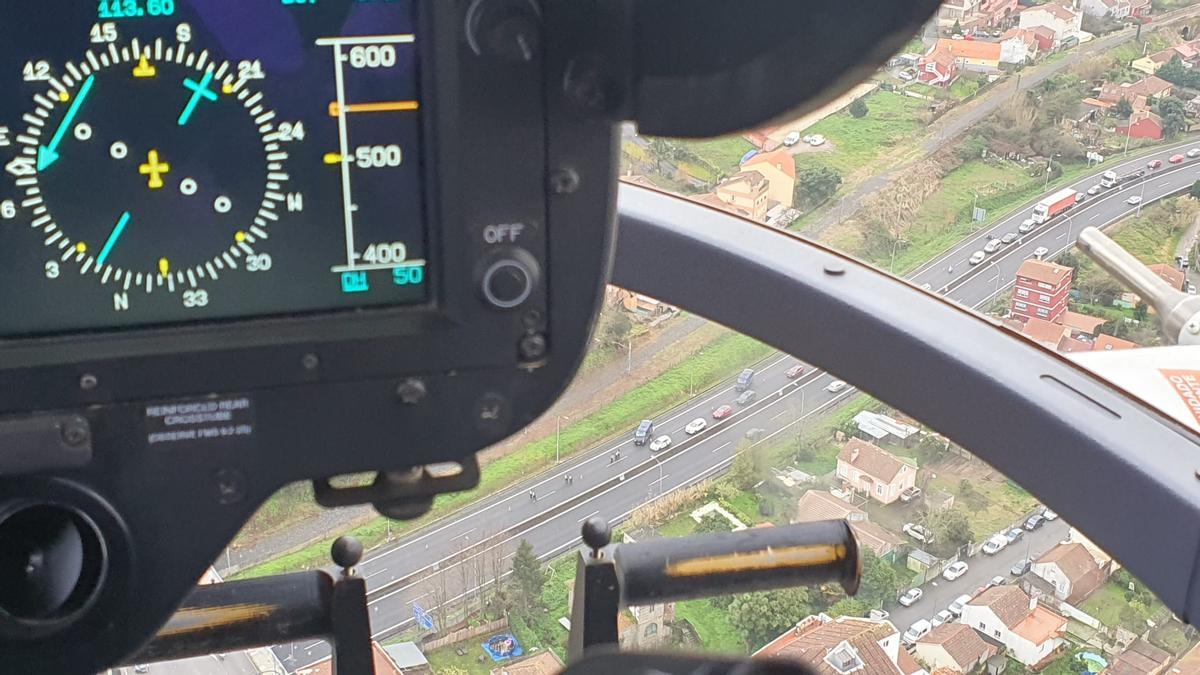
[466,0,542,63]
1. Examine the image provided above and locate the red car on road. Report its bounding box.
[712,405,734,419]
[1170,154,1186,164]
[1148,159,1163,169]
[786,364,806,378]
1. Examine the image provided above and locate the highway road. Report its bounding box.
[107,653,259,675]
[278,139,1200,671]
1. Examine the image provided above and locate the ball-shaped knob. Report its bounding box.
[331,536,364,570]
[581,517,611,551]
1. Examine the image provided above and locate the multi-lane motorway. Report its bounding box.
[280,137,1200,671]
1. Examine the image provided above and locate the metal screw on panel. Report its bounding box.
[824,264,846,276]
[550,169,580,195]
[79,374,99,391]
[397,378,428,405]
[522,310,546,331]
[1188,320,1200,336]
[213,469,247,506]
[519,333,548,361]
[61,420,90,447]
[301,353,321,371]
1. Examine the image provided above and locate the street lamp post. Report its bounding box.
[556,415,569,463]
[1137,178,1147,217]
[1043,153,1058,191]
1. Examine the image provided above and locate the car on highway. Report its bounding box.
[734,389,757,406]
[649,435,672,452]
[1000,232,1018,245]
[634,419,655,446]
[898,588,923,607]
[1018,218,1036,233]
[1006,527,1024,543]
[931,609,954,628]
[712,405,733,419]
[1087,185,1101,196]
[134,667,150,674]
[1170,153,1185,164]
[1075,192,1086,203]
[942,561,969,581]
[983,238,1002,254]
[1189,148,1200,159]
[1032,246,1048,260]
[947,594,972,617]
[744,427,765,441]
[1024,514,1045,530]
[826,380,848,393]
[1043,508,1058,521]
[783,131,801,146]
[900,486,922,502]
[786,364,806,378]
[969,251,986,265]
[901,619,931,647]
[1011,557,1032,576]
[685,418,708,435]
[902,522,934,543]
[982,533,1008,555]
[1127,195,1142,205]
[1148,159,1163,170]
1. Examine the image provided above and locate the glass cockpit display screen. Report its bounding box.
[0,0,427,337]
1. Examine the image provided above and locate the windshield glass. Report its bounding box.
[204,5,1200,674]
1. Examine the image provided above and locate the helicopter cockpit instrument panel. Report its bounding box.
[0,1,944,672]
[0,1,430,336]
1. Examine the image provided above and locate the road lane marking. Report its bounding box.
[712,441,731,454]
[577,509,599,523]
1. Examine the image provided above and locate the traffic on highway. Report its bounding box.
[279,138,1200,670]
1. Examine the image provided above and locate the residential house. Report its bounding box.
[1117,110,1165,140]
[1000,28,1042,63]
[1031,543,1108,604]
[1057,334,1095,353]
[793,490,904,560]
[1093,333,1140,350]
[1021,316,1068,349]
[1028,26,1059,53]
[491,651,566,675]
[933,38,1003,72]
[978,0,1021,28]
[566,583,673,650]
[1060,310,1108,338]
[918,44,960,86]
[852,410,920,445]
[915,623,999,673]
[1018,3,1081,47]
[612,289,676,318]
[938,0,981,24]
[743,149,798,210]
[1012,259,1073,324]
[836,438,918,505]
[713,171,771,222]
[960,586,1066,668]
[1128,0,1152,18]
[756,615,923,675]
[1132,43,1200,75]
[1149,263,1186,291]
[1081,0,1132,19]
[688,191,753,219]
[308,641,406,675]
[382,642,433,675]
[1109,638,1172,675]
[1098,76,1173,108]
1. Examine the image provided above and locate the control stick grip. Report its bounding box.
[613,520,859,606]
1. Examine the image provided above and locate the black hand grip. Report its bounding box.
[614,520,859,605]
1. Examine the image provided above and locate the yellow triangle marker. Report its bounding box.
[133,56,156,78]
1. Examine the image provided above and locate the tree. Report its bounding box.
[1191,179,1200,200]
[952,19,962,36]
[1114,97,1134,119]
[794,166,843,208]
[849,97,869,119]
[600,309,633,346]
[1158,95,1189,137]
[728,441,765,489]
[511,539,544,614]
[927,507,974,549]
[826,597,871,618]
[858,548,901,608]
[1134,302,1149,322]
[729,588,813,648]
[695,512,730,533]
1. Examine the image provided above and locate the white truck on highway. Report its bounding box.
[1100,170,1120,189]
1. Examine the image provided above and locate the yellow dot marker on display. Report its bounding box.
[75,242,87,253]
[222,82,234,94]
[323,153,343,165]
[58,91,70,102]
[159,258,170,277]
[235,231,247,243]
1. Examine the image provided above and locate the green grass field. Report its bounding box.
[674,600,744,654]
[793,92,928,177]
[688,136,757,175]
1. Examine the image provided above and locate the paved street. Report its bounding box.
[805,5,1200,238]
[886,519,1070,632]
[107,653,260,675]
[276,140,1200,672]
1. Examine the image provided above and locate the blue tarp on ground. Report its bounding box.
[482,633,524,662]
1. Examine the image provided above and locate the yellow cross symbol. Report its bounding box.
[139,149,170,189]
